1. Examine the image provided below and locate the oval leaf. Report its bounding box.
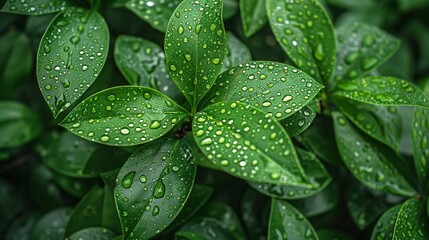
[281,105,316,137]
[412,106,429,182]
[60,86,189,146]
[332,111,415,197]
[203,61,323,120]
[240,0,267,37]
[333,22,400,85]
[266,0,336,83]
[269,198,319,240]
[193,101,311,187]
[114,138,196,240]
[1,0,72,15]
[393,198,429,240]
[370,205,401,240]
[37,7,109,117]
[332,76,429,107]
[164,0,227,108]
[30,207,73,240]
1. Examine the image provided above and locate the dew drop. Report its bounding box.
[178,26,184,34]
[143,92,152,100]
[107,94,116,101]
[122,171,136,189]
[121,128,130,135]
[69,36,81,45]
[150,121,161,129]
[100,135,110,142]
[152,206,160,216]
[200,138,213,146]
[283,95,293,102]
[314,43,324,61]
[212,58,220,64]
[153,180,166,198]
[139,175,147,183]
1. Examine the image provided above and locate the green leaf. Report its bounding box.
[4,212,41,240]
[30,207,73,240]
[65,186,121,237]
[43,131,128,178]
[125,0,182,32]
[68,227,116,240]
[1,0,72,15]
[0,101,42,148]
[326,0,374,9]
[266,0,336,84]
[332,76,429,107]
[203,62,323,120]
[240,0,267,37]
[60,86,188,146]
[114,138,196,240]
[269,198,319,240]
[175,218,235,240]
[0,179,30,234]
[249,148,331,199]
[371,205,401,240]
[335,98,402,150]
[221,32,252,73]
[393,198,429,239]
[398,0,429,12]
[193,101,311,187]
[164,0,227,108]
[412,105,429,183]
[184,132,221,170]
[52,172,97,197]
[281,105,316,137]
[333,22,400,86]
[37,7,109,117]
[223,0,238,20]
[332,111,415,197]
[240,188,270,239]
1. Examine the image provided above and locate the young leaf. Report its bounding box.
[334,98,402,151]
[221,32,252,73]
[333,22,400,86]
[37,7,109,117]
[281,105,316,137]
[114,138,196,240]
[332,76,429,107]
[240,0,267,37]
[393,198,429,239]
[164,0,227,108]
[412,106,429,182]
[1,0,72,15]
[125,0,181,32]
[269,198,318,240]
[0,101,42,148]
[249,148,331,199]
[193,101,311,187]
[202,62,323,120]
[332,111,416,197]
[30,207,73,240]
[371,205,401,240]
[60,86,189,146]
[266,0,336,84]
[68,227,116,240]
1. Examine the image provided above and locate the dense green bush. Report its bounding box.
[1,0,429,239]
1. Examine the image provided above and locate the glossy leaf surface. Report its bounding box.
[240,0,267,37]
[266,0,336,83]
[1,0,72,15]
[393,198,429,239]
[249,148,331,199]
[114,139,196,240]
[221,32,252,72]
[333,22,400,85]
[269,198,318,240]
[203,62,323,120]
[193,101,311,187]
[332,76,429,107]
[68,227,116,240]
[371,205,401,240]
[333,112,415,197]
[281,106,316,137]
[60,86,188,146]
[335,98,402,150]
[126,0,182,32]
[30,207,72,240]
[37,8,109,117]
[412,105,429,182]
[291,183,339,217]
[164,0,227,107]
[0,101,42,148]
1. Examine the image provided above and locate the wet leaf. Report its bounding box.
[223,0,238,20]
[267,0,336,84]
[332,76,429,107]
[221,32,252,73]
[52,172,97,197]
[164,0,227,108]
[65,186,121,236]
[249,148,331,199]
[114,138,196,240]
[333,22,400,86]
[332,111,416,197]
[240,0,267,37]
[37,7,109,117]
[281,105,316,137]
[370,205,401,240]
[203,61,323,120]
[412,105,429,183]
[125,0,182,32]
[184,133,220,170]
[269,198,318,240]
[68,227,116,240]
[393,198,429,239]
[30,207,73,240]
[335,98,402,151]
[1,0,72,15]
[0,101,42,148]
[240,188,270,240]
[193,101,311,187]
[175,218,235,240]
[60,86,189,146]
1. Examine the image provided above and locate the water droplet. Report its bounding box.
[314,43,324,61]
[283,95,292,102]
[43,45,51,54]
[153,180,165,198]
[107,94,116,101]
[44,84,52,90]
[212,58,220,64]
[44,65,52,71]
[270,172,280,180]
[152,206,160,216]
[170,65,177,71]
[362,58,378,70]
[337,116,347,125]
[100,135,110,142]
[184,54,192,61]
[139,175,147,183]
[200,138,213,145]
[178,26,184,34]
[82,65,88,71]
[196,24,202,34]
[143,92,152,100]
[150,121,161,129]
[122,171,136,189]
[70,36,81,45]
[121,128,130,135]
